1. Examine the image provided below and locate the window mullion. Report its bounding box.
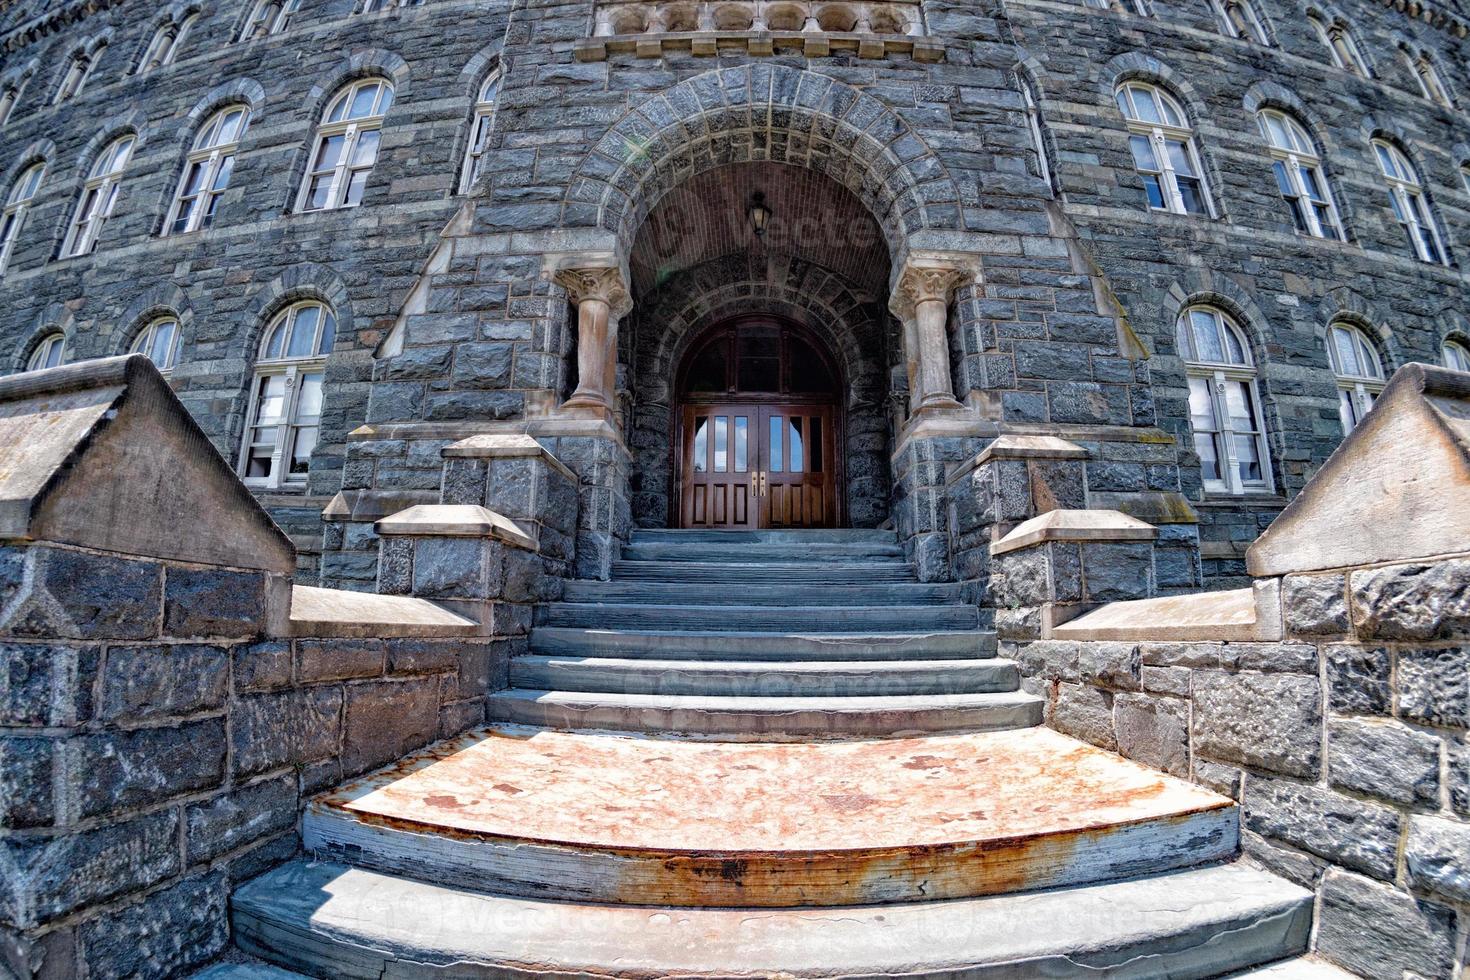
[1212,371,1242,493]
[1153,130,1183,213]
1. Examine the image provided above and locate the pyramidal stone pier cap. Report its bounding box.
[375,503,536,550]
[976,434,1089,463]
[991,509,1158,555]
[442,433,578,481]
[0,354,295,573]
[1247,363,1470,576]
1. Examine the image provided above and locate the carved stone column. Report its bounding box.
[555,266,632,419]
[891,261,968,418]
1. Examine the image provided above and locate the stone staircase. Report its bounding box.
[206,529,1338,978]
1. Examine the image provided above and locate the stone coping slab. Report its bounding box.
[990,508,1157,555]
[305,725,1235,906]
[375,504,536,550]
[288,584,479,638]
[1053,579,1283,642]
[976,434,1089,464]
[442,433,578,482]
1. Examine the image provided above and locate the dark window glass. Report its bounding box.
[737,328,780,392]
[787,336,835,392]
[686,341,727,393]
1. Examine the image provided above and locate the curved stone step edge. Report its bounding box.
[232,859,1312,978]
[508,656,1022,696]
[610,560,919,583]
[528,627,999,661]
[560,581,964,606]
[536,604,985,631]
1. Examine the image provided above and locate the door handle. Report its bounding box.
[750,470,759,495]
[759,471,768,497]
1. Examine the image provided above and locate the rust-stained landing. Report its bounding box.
[305,725,1238,908]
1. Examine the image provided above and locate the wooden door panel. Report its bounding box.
[680,406,756,529]
[761,406,836,529]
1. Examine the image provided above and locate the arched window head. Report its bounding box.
[0,163,44,276]
[55,45,104,104]
[1256,110,1341,240]
[63,135,135,257]
[1115,82,1212,216]
[1443,340,1470,372]
[141,15,195,72]
[240,301,336,487]
[1327,322,1385,434]
[168,105,250,235]
[1019,78,1053,194]
[1310,16,1367,75]
[1177,306,1272,495]
[297,79,394,212]
[241,0,298,40]
[1373,140,1447,265]
[1403,48,1453,107]
[26,333,67,372]
[131,316,180,371]
[460,71,501,193]
[1214,0,1268,43]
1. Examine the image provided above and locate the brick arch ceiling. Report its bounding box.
[629,161,890,301]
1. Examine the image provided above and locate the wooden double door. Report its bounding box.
[679,403,837,529]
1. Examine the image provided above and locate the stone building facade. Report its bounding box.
[0,0,1468,585]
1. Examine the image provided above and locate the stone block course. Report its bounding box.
[1192,670,1322,778]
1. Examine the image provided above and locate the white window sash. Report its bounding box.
[1134,125,1211,217]
[65,177,118,256]
[0,203,26,274]
[1389,183,1445,264]
[1274,151,1338,239]
[1193,368,1273,495]
[460,109,495,193]
[168,147,233,234]
[298,121,379,212]
[240,362,322,488]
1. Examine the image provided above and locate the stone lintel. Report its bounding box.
[443,434,578,482]
[991,509,1158,556]
[976,435,1088,465]
[288,584,481,638]
[1051,579,1283,642]
[376,504,537,550]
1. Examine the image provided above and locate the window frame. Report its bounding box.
[459,70,500,194]
[1214,0,1269,43]
[239,0,299,41]
[26,333,67,372]
[55,46,102,104]
[1443,340,1470,372]
[0,86,18,128]
[1326,322,1386,435]
[130,316,181,372]
[1177,306,1275,496]
[166,105,250,235]
[1116,82,1215,218]
[1372,139,1447,266]
[295,78,393,213]
[1020,79,1053,193]
[62,135,135,258]
[1404,49,1453,107]
[1310,16,1368,75]
[139,15,194,72]
[0,162,44,276]
[1256,109,1342,241]
[239,301,336,490]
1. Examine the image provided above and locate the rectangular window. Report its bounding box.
[241,366,325,488]
[1187,372,1272,494]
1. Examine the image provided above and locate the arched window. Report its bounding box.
[459,71,500,193]
[0,85,18,128]
[1403,48,1453,107]
[1443,340,1470,372]
[1326,322,1385,434]
[297,79,393,212]
[1115,82,1212,216]
[240,0,298,40]
[1020,77,1052,193]
[168,105,250,234]
[1256,110,1341,240]
[1310,16,1368,75]
[63,135,135,257]
[0,163,44,276]
[240,301,336,487]
[130,316,181,371]
[1373,140,1446,265]
[55,45,104,104]
[138,15,194,72]
[26,333,67,372]
[1214,0,1268,43]
[1177,306,1272,495]
[1461,163,1470,196]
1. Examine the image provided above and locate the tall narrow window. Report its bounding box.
[26,333,67,372]
[0,86,17,127]
[297,79,393,212]
[55,46,103,104]
[1443,340,1470,372]
[1177,307,1273,495]
[459,71,500,193]
[1256,110,1341,240]
[240,0,299,40]
[1214,0,1268,42]
[1327,323,1385,434]
[139,16,194,72]
[240,301,336,488]
[1373,140,1447,265]
[1116,82,1212,216]
[1405,49,1453,106]
[62,135,134,257]
[0,163,43,276]
[1020,78,1053,193]
[130,316,181,371]
[1310,16,1367,75]
[168,105,249,234]
[1462,163,1470,196]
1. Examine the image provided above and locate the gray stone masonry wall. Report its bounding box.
[0,539,513,979]
[1009,558,1470,978]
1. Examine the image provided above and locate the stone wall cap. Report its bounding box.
[323,489,438,522]
[1051,580,1282,642]
[1247,362,1470,576]
[976,435,1089,465]
[375,504,536,550]
[991,509,1158,555]
[442,434,578,481]
[0,354,295,573]
[288,585,479,638]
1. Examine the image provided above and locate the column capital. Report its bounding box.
[554,266,632,319]
[889,260,974,321]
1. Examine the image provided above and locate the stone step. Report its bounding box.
[1226,958,1361,977]
[561,580,961,606]
[190,964,308,980]
[631,528,898,545]
[611,559,918,582]
[528,627,998,662]
[303,726,1236,908]
[536,602,984,632]
[487,687,1042,737]
[622,541,907,563]
[509,656,1021,697]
